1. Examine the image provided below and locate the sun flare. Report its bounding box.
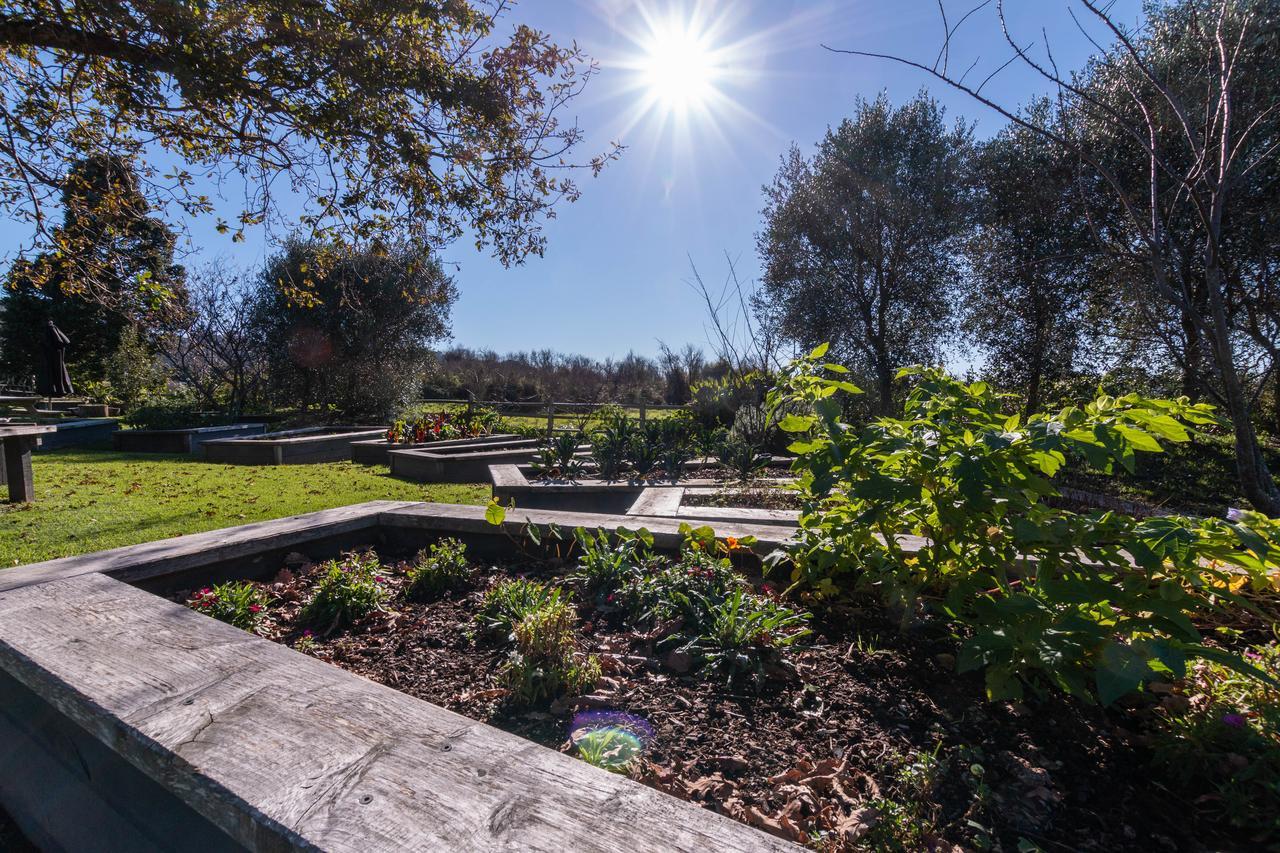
[639,21,719,112]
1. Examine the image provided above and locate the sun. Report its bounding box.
[639,20,719,112]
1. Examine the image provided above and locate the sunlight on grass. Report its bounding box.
[0,448,489,566]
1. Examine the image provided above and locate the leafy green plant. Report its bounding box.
[590,414,634,480]
[626,547,746,631]
[569,526,654,605]
[299,551,388,633]
[532,430,585,478]
[405,537,472,601]
[500,597,601,704]
[684,587,810,679]
[717,432,770,481]
[624,427,664,480]
[769,344,1278,704]
[476,578,568,636]
[1148,638,1280,839]
[186,581,270,632]
[575,726,645,773]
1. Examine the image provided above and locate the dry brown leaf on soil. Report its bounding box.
[834,806,879,844]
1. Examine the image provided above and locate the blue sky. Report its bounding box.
[2,0,1143,361]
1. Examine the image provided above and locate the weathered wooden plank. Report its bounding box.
[625,487,685,517]
[676,505,801,525]
[3,435,36,503]
[379,502,800,555]
[0,500,416,593]
[0,573,798,852]
[0,424,56,438]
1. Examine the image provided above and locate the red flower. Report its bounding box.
[248,604,262,613]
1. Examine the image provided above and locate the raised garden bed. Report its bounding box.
[33,418,120,450]
[626,485,800,527]
[491,463,797,515]
[202,425,386,465]
[112,423,266,455]
[388,437,558,483]
[0,502,1260,850]
[0,503,797,852]
[352,432,521,466]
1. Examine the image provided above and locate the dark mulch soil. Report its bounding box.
[684,482,802,511]
[173,555,1258,852]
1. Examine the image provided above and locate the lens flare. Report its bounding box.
[570,710,654,772]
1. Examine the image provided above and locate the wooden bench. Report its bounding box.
[0,395,40,416]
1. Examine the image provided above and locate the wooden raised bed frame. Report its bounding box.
[387,437,566,483]
[490,463,798,516]
[202,425,387,465]
[112,423,267,454]
[351,432,523,466]
[0,502,805,852]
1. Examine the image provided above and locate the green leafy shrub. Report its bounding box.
[590,413,634,480]
[476,578,567,636]
[186,581,270,632]
[500,598,601,704]
[569,527,654,605]
[405,538,472,601]
[769,344,1278,704]
[685,587,810,678]
[300,551,387,632]
[532,430,585,478]
[626,547,745,631]
[717,432,770,481]
[125,390,226,430]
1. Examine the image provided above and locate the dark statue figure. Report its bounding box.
[39,320,74,397]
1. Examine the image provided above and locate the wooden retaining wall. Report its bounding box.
[0,503,802,852]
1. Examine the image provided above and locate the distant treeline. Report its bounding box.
[423,346,735,405]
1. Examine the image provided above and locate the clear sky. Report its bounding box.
[1,0,1144,361]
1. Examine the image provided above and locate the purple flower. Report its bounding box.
[1227,507,1246,522]
[1221,713,1247,728]
[1245,650,1263,661]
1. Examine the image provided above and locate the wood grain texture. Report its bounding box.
[0,572,799,852]
[625,487,685,517]
[0,501,416,593]
[379,502,800,556]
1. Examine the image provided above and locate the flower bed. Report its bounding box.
[170,527,1279,851]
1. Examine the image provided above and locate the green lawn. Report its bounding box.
[1,448,489,566]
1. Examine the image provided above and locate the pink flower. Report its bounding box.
[248,604,262,613]
[374,576,385,583]
[1222,713,1247,728]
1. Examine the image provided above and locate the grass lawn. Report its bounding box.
[1,448,489,567]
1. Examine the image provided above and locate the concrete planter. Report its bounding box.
[112,423,267,455]
[34,418,120,451]
[387,437,557,483]
[0,503,801,853]
[351,432,520,466]
[202,426,387,465]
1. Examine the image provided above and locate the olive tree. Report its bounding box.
[757,92,972,414]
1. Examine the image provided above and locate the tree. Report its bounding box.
[0,0,618,303]
[961,105,1093,414]
[0,154,185,383]
[832,0,1280,511]
[159,263,269,416]
[250,240,457,416]
[757,92,972,413]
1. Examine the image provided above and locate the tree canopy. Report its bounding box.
[0,0,616,303]
[757,92,972,413]
[0,153,185,383]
